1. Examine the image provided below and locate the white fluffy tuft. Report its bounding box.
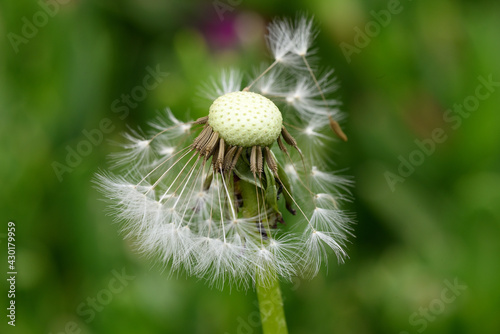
[199,69,243,102]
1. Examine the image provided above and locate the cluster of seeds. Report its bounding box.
[96,15,353,289]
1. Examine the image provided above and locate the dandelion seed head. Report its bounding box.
[95,14,354,290]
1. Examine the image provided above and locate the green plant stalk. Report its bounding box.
[238,177,288,334]
[256,272,288,334]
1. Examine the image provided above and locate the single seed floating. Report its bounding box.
[208,91,283,147]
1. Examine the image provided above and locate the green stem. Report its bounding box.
[238,176,288,334]
[256,273,288,334]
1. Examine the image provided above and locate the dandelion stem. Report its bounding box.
[256,272,288,334]
[238,176,288,333]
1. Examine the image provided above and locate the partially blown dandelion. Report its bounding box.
[96,15,353,290]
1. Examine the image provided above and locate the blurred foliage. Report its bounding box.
[1,0,500,333]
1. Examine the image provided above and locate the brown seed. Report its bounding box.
[277,136,288,154]
[192,125,212,151]
[329,116,348,142]
[264,147,278,177]
[250,146,258,174]
[216,138,225,170]
[229,147,243,172]
[203,132,219,157]
[256,146,263,174]
[281,126,297,147]
[194,116,209,125]
[281,125,305,165]
[223,146,237,171]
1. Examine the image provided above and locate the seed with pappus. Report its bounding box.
[95,15,354,289]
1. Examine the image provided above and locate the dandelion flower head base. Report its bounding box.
[208,91,283,147]
[96,15,353,289]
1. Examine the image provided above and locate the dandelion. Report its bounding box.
[96,14,354,333]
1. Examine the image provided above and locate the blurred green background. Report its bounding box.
[1,0,499,333]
